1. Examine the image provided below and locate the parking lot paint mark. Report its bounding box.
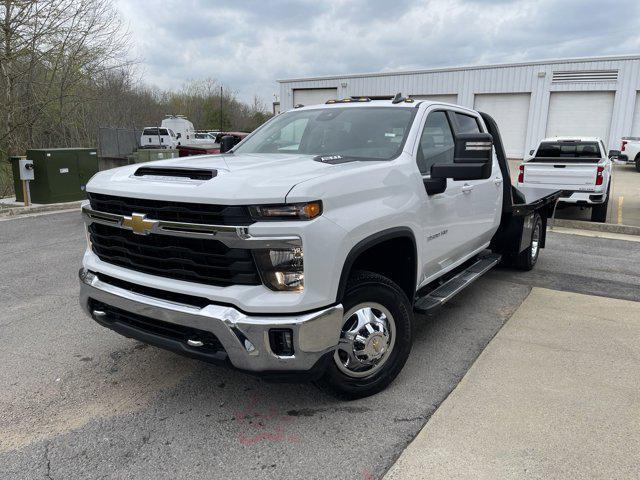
[234,394,301,446]
[618,196,624,224]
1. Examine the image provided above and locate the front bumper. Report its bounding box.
[79,269,343,374]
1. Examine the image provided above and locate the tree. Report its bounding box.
[0,0,131,156]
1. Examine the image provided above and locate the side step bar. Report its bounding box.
[414,253,501,314]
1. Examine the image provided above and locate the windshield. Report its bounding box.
[143,128,169,136]
[234,107,416,160]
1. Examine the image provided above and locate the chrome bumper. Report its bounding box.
[79,270,343,372]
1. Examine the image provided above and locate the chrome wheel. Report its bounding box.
[531,221,541,261]
[333,303,396,378]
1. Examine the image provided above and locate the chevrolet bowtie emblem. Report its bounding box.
[121,213,158,235]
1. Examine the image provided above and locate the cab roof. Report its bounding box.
[289,99,475,114]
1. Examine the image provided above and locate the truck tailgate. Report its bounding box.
[523,162,597,188]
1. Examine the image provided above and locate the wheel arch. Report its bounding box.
[336,227,418,303]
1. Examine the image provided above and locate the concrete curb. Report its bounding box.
[0,201,82,218]
[554,218,640,236]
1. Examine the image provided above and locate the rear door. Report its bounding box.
[450,111,502,248]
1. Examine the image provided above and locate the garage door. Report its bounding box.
[631,92,640,137]
[292,88,337,107]
[546,91,615,144]
[474,93,531,159]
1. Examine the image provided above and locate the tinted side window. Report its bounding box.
[417,111,455,175]
[454,113,481,134]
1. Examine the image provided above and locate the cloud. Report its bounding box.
[115,0,640,107]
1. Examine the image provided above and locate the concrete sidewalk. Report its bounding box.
[385,288,640,479]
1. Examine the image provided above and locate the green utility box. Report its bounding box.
[128,148,178,164]
[12,148,98,204]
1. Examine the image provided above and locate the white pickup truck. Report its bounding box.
[139,127,178,149]
[79,96,560,398]
[518,137,612,222]
[614,137,640,172]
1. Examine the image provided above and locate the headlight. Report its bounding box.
[249,201,322,221]
[253,247,304,291]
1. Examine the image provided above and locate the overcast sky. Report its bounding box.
[115,0,640,107]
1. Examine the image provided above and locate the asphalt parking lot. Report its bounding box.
[1,211,640,479]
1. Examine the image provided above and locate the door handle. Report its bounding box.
[461,183,474,193]
[493,176,503,186]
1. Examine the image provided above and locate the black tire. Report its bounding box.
[635,155,640,173]
[514,213,542,271]
[591,183,610,223]
[591,200,608,223]
[315,270,413,400]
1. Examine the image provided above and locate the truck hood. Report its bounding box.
[86,153,334,204]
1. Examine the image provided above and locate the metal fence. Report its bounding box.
[99,127,142,159]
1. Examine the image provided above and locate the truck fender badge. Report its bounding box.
[427,229,448,241]
[121,213,158,235]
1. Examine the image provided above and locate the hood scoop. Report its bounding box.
[134,166,217,181]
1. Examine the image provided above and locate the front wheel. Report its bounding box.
[635,155,640,173]
[315,271,413,399]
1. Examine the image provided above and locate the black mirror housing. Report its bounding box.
[431,133,493,181]
[220,135,237,153]
[608,149,621,158]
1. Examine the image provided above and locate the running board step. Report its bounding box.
[413,253,501,314]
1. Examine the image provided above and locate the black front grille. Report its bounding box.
[88,223,261,287]
[90,299,224,353]
[87,193,254,226]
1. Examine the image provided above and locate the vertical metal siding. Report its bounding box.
[279,58,640,157]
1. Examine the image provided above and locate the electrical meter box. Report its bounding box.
[12,148,98,203]
[18,159,35,180]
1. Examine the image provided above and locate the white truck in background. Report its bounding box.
[161,115,195,145]
[615,137,640,172]
[518,137,612,222]
[139,127,178,149]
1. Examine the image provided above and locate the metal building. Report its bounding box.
[277,55,640,159]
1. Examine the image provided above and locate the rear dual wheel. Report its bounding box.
[315,271,413,399]
[514,212,542,271]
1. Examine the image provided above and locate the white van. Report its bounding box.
[161,116,195,145]
[139,127,177,149]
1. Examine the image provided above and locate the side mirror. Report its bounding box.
[431,133,493,181]
[529,149,535,156]
[220,135,237,153]
[608,149,621,158]
[176,133,181,139]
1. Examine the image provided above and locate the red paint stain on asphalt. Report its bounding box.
[362,468,375,480]
[234,394,299,445]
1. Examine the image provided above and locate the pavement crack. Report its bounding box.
[44,441,53,480]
